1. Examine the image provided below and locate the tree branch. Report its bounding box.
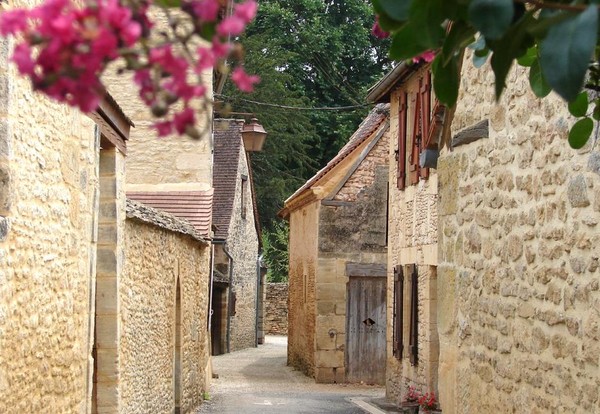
[514,0,596,12]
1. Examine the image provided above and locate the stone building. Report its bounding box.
[281,105,390,384]
[265,282,288,335]
[434,58,600,413]
[367,65,443,402]
[211,119,262,354]
[369,53,600,412]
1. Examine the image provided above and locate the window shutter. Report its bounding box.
[419,74,432,180]
[409,92,421,185]
[397,93,407,190]
[409,264,418,366]
[393,266,404,359]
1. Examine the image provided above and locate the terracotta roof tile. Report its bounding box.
[285,104,390,204]
[127,190,213,237]
[212,119,244,239]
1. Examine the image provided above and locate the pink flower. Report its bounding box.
[173,107,195,134]
[217,15,245,36]
[196,46,215,71]
[0,9,30,35]
[413,50,436,64]
[234,0,257,24]
[371,16,389,39]
[12,43,35,75]
[231,66,259,92]
[155,120,174,137]
[211,38,230,58]
[121,21,141,46]
[191,0,220,22]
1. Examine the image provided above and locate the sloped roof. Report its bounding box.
[285,104,390,205]
[212,119,244,240]
[127,190,213,237]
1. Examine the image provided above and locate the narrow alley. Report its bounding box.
[197,336,386,414]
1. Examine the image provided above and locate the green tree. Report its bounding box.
[373,0,600,149]
[262,221,290,282]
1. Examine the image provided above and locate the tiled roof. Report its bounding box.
[285,104,390,204]
[126,190,213,237]
[212,119,244,240]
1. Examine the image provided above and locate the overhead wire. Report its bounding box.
[215,94,371,111]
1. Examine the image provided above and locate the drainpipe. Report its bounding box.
[208,242,215,335]
[255,253,263,347]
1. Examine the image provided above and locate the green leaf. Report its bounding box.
[432,53,460,107]
[442,21,476,66]
[373,0,411,22]
[488,11,535,99]
[594,101,600,121]
[409,0,445,49]
[376,12,406,32]
[389,23,430,60]
[468,0,514,40]
[529,58,551,98]
[568,117,594,149]
[473,50,489,68]
[517,46,537,67]
[568,92,589,117]
[540,6,599,102]
[155,0,180,7]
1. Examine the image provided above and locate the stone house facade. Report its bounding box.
[282,105,390,384]
[0,28,213,413]
[367,65,442,402]
[211,119,261,354]
[435,59,600,413]
[368,53,600,412]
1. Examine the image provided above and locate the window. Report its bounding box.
[393,266,404,359]
[241,175,248,219]
[397,71,437,190]
[408,264,418,366]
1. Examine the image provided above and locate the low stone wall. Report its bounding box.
[265,283,288,335]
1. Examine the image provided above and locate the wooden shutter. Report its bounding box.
[409,264,418,366]
[419,73,432,179]
[397,93,407,190]
[409,91,421,185]
[393,266,404,359]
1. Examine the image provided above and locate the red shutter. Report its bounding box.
[393,266,404,359]
[409,264,419,366]
[397,93,407,190]
[419,73,431,180]
[409,90,421,185]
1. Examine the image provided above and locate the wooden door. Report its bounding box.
[346,276,387,384]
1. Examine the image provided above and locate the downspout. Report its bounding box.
[255,252,263,347]
[208,242,215,335]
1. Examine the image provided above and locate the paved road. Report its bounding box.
[197,336,385,414]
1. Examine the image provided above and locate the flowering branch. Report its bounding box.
[0,0,260,138]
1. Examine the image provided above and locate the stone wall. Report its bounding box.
[122,202,211,414]
[0,32,100,412]
[265,283,288,335]
[315,134,389,384]
[437,57,600,413]
[386,66,439,404]
[287,201,318,377]
[226,146,259,352]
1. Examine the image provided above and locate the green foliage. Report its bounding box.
[262,221,290,282]
[224,0,391,232]
[374,0,600,149]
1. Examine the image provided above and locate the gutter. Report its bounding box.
[366,61,413,103]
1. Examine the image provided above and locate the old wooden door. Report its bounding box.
[346,276,387,384]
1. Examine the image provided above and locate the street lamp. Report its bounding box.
[241,118,267,152]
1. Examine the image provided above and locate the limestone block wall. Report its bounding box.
[226,147,259,352]
[437,58,600,413]
[102,38,213,192]
[386,67,439,404]
[121,209,211,414]
[287,201,318,376]
[0,34,100,412]
[265,283,288,335]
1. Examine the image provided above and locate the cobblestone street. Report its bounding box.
[197,336,385,414]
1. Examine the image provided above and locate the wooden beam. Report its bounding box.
[346,262,387,277]
[451,119,489,148]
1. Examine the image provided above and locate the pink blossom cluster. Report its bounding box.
[0,0,260,137]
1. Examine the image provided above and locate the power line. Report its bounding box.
[215,94,371,111]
